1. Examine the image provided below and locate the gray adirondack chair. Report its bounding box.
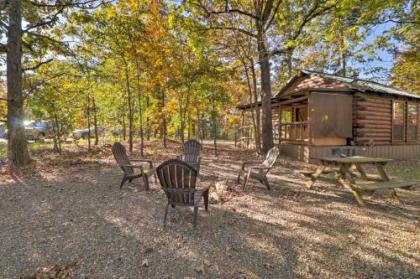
[237,147,280,190]
[156,159,210,228]
[179,139,201,173]
[112,142,156,190]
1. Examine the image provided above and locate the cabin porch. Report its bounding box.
[237,90,354,161]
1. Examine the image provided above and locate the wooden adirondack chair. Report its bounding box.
[237,147,280,190]
[156,159,210,228]
[179,139,201,173]
[112,142,157,190]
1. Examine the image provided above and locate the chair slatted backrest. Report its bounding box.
[156,159,198,206]
[183,139,201,164]
[262,147,280,169]
[112,142,134,175]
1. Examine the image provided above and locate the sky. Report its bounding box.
[349,22,397,83]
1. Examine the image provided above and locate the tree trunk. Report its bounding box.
[286,50,293,78]
[244,60,261,154]
[146,96,150,141]
[52,109,61,154]
[161,87,167,148]
[86,94,91,151]
[92,97,99,146]
[257,28,274,153]
[134,59,144,156]
[187,112,191,140]
[122,108,126,141]
[250,60,261,153]
[212,103,218,157]
[123,59,133,153]
[178,95,185,144]
[178,86,191,144]
[196,109,201,141]
[339,33,347,76]
[6,0,31,167]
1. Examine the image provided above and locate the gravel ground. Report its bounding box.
[0,143,419,279]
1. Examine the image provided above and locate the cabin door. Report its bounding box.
[294,106,308,122]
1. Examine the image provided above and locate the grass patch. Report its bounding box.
[387,161,420,181]
[0,144,6,161]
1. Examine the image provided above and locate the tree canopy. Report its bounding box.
[0,0,418,167]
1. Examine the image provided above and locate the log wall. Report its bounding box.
[353,92,420,145]
[353,93,393,145]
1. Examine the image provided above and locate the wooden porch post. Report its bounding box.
[308,93,312,145]
[278,105,282,146]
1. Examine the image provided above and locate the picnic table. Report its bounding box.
[302,156,417,207]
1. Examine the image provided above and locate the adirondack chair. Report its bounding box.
[237,147,280,190]
[178,139,201,173]
[112,142,157,190]
[156,159,210,228]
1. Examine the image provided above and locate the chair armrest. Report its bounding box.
[249,165,271,170]
[243,161,261,165]
[130,159,154,169]
[120,164,144,171]
[241,161,261,170]
[131,158,153,162]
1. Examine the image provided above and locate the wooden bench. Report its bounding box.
[300,169,337,187]
[300,169,335,177]
[355,180,418,191]
[354,180,418,203]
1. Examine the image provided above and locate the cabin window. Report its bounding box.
[392,101,405,141]
[281,110,292,123]
[407,104,418,141]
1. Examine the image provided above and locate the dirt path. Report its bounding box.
[0,143,419,278]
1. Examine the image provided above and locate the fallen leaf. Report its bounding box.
[195,263,205,274]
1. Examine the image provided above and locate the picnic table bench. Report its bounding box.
[302,156,418,207]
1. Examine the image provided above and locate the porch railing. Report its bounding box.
[279,121,309,143]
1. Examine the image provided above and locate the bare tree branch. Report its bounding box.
[203,25,257,38]
[270,47,293,57]
[261,0,274,23]
[373,18,419,25]
[264,0,282,31]
[23,59,54,72]
[0,19,7,31]
[23,6,66,32]
[195,0,259,20]
[292,1,336,41]
[28,0,103,8]
[23,71,69,98]
[0,43,6,53]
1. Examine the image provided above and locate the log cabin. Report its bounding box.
[237,70,420,162]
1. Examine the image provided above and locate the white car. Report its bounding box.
[72,126,105,140]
